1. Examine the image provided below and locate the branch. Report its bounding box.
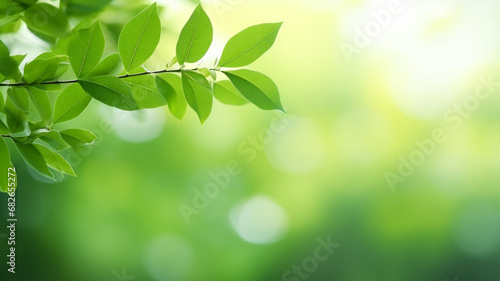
[0,67,212,87]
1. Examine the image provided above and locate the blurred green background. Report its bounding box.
[2,0,500,280]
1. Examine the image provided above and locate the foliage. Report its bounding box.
[0,1,283,191]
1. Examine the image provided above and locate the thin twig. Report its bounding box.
[0,67,215,87]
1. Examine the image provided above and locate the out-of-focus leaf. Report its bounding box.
[0,18,21,34]
[0,89,4,113]
[0,14,20,28]
[64,0,113,16]
[166,56,178,69]
[0,137,13,192]
[23,3,68,40]
[0,120,8,134]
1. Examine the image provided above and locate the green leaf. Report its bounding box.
[14,141,53,179]
[124,75,166,109]
[213,80,248,106]
[69,21,105,78]
[78,76,138,111]
[218,23,282,67]
[53,18,93,55]
[36,131,70,151]
[60,128,96,150]
[88,53,122,77]
[176,4,213,64]
[5,98,28,133]
[33,83,61,92]
[12,54,26,66]
[7,87,30,112]
[181,71,212,123]
[0,14,20,28]
[23,52,67,84]
[53,83,91,124]
[34,144,76,177]
[197,68,211,78]
[23,3,68,40]
[118,3,161,72]
[64,0,113,16]
[0,18,21,35]
[0,120,8,134]
[166,56,178,69]
[156,75,186,120]
[0,89,4,113]
[0,137,13,192]
[29,121,47,133]
[0,40,21,80]
[210,70,217,81]
[224,69,283,111]
[27,87,52,124]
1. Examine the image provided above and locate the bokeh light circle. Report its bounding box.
[100,106,166,143]
[143,234,193,281]
[230,195,288,245]
[454,203,500,257]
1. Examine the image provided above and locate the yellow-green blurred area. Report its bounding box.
[2,0,500,280]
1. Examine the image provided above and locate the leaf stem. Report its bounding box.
[0,67,217,87]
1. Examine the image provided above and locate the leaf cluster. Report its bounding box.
[0,2,283,190]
